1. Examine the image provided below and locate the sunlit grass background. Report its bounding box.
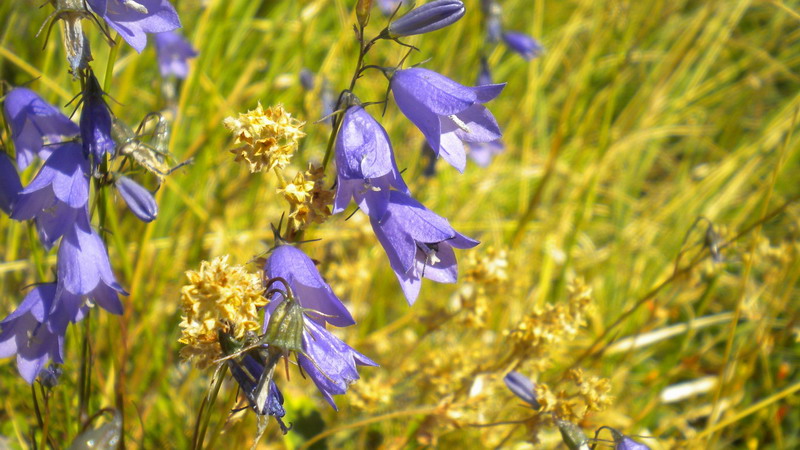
[2,0,800,448]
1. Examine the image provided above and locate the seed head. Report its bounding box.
[224,103,305,173]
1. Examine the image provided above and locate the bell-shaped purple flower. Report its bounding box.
[0,284,65,384]
[598,427,651,450]
[0,153,21,215]
[377,0,402,16]
[3,88,79,169]
[503,31,543,60]
[57,208,126,314]
[154,31,198,79]
[387,0,465,37]
[468,139,504,167]
[298,318,377,410]
[264,245,355,327]
[87,0,181,53]
[370,191,478,304]
[334,106,408,220]
[391,68,505,172]
[115,175,158,222]
[80,72,115,163]
[503,371,540,409]
[226,353,289,433]
[11,142,90,249]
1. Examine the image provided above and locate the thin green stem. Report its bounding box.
[192,364,228,450]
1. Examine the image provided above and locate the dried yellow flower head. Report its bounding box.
[178,255,267,369]
[224,103,305,173]
[279,163,334,231]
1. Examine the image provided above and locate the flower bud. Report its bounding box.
[387,0,465,37]
[263,297,305,355]
[555,417,590,450]
[503,31,543,60]
[115,175,158,222]
[503,371,540,409]
[356,0,372,27]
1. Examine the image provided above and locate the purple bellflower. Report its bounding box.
[597,427,651,450]
[226,353,289,433]
[333,106,409,220]
[387,0,465,37]
[391,67,505,172]
[0,153,22,215]
[370,190,478,304]
[468,139,504,167]
[80,72,115,164]
[115,175,158,222]
[153,31,198,79]
[264,245,355,327]
[502,31,543,60]
[3,88,79,169]
[11,142,90,249]
[0,284,64,384]
[87,0,181,53]
[503,371,540,409]
[298,318,377,410]
[377,0,402,16]
[56,208,127,315]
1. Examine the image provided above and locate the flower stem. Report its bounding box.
[192,364,228,450]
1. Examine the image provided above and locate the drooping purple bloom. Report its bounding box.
[598,427,651,450]
[298,318,377,410]
[391,68,505,172]
[299,68,315,91]
[2,88,79,169]
[264,245,355,327]
[502,31,543,60]
[377,0,402,16]
[334,106,408,220]
[11,142,90,249]
[87,0,181,53]
[0,284,64,384]
[80,72,115,164]
[56,208,127,315]
[226,353,289,433]
[153,31,198,79]
[477,58,493,86]
[115,175,158,222]
[0,153,21,215]
[387,0,465,37]
[370,191,478,304]
[468,139,504,167]
[480,0,502,43]
[503,371,540,409]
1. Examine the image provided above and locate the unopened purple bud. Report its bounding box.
[503,371,540,409]
[387,0,465,37]
[0,153,21,215]
[503,31,543,60]
[115,176,158,222]
[299,68,315,91]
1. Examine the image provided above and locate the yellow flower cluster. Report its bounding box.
[535,368,613,423]
[224,103,305,173]
[178,256,267,369]
[278,163,334,231]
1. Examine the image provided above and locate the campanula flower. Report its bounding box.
[115,175,158,222]
[391,68,505,172]
[597,427,651,450]
[11,142,90,249]
[480,0,502,43]
[387,0,465,37]
[0,284,64,384]
[298,317,377,409]
[226,352,289,433]
[56,208,127,314]
[333,106,408,220]
[377,0,402,16]
[87,0,181,53]
[503,371,540,409]
[264,245,355,327]
[80,72,115,164]
[153,31,198,79]
[0,153,21,215]
[299,68,315,91]
[370,191,478,304]
[468,139,504,167]
[503,31,543,60]
[3,88,79,169]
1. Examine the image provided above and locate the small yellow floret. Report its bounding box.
[178,255,267,369]
[224,103,305,173]
[278,163,334,232]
